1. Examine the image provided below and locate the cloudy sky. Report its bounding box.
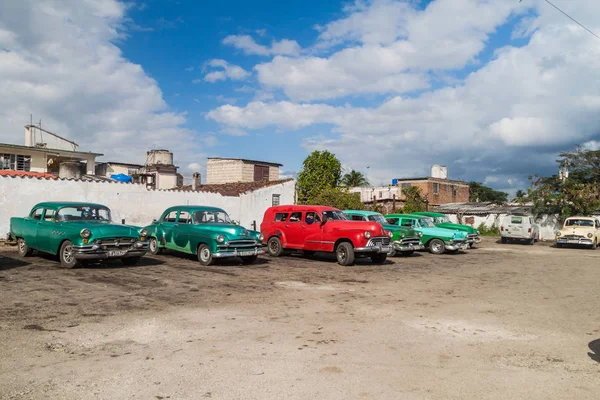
[1,0,600,194]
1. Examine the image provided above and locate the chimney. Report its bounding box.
[192,172,201,191]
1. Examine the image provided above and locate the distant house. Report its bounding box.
[95,161,143,178]
[206,157,282,184]
[0,125,102,176]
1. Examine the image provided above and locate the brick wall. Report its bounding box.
[206,159,244,184]
[268,166,279,181]
[398,179,469,205]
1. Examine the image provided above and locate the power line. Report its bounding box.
[521,0,600,41]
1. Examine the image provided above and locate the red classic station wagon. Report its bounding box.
[260,205,392,266]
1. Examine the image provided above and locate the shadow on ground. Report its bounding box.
[0,254,31,271]
[588,339,600,363]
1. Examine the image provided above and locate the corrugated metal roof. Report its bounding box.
[433,202,533,215]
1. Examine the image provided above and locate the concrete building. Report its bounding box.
[394,165,469,205]
[130,149,180,190]
[206,158,281,184]
[0,125,102,176]
[95,161,143,178]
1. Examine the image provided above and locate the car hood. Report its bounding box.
[325,220,386,236]
[62,221,142,238]
[384,224,419,238]
[436,223,476,234]
[419,226,468,239]
[192,223,260,239]
[559,226,596,235]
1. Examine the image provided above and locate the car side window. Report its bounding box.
[351,215,363,221]
[401,219,414,227]
[163,211,178,223]
[289,212,302,222]
[44,209,56,222]
[275,212,288,222]
[386,218,399,225]
[30,208,43,221]
[178,211,191,224]
[305,212,321,223]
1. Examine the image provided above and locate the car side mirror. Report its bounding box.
[320,218,327,227]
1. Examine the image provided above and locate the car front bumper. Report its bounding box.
[73,241,149,260]
[467,234,481,244]
[445,241,468,251]
[393,240,424,252]
[556,237,594,246]
[355,237,392,253]
[213,247,265,258]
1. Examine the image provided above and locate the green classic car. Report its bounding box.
[10,202,149,268]
[411,212,481,248]
[343,210,424,256]
[384,214,468,254]
[144,205,265,266]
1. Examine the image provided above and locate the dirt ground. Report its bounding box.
[0,238,599,399]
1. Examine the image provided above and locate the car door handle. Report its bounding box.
[301,225,306,229]
[285,224,289,228]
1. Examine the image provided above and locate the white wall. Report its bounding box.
[444,213,563,240]
[0,177,295,235]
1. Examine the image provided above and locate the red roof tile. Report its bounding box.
[172,178,294,196]
[0,170,58,179]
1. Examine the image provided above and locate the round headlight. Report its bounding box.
[140,228,148,237]
[364,231,371,239]
[587,233,593,238]
[217,235,225,243]
[258,233,264,241]
[80,228,91,239]
[556,231,561,236]
[418,231,423,237]
[476,230,480,234]
[401,233,405,239]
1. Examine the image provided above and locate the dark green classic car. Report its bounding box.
[10,202,149,268]
[144,206,265,266]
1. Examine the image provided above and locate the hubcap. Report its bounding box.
[269,240,279,253]
[432,242,442,253]
[63,245,74,264]
[150,239,157,252]
[19,239,26,252]
[200,247,211,262]
[338,247,346,262]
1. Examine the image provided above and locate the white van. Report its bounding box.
[500,215,539,244]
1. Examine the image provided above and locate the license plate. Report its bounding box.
[108,250,127,257]
[567,240,579,244]
[238,250,255,256]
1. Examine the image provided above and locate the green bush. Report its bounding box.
[477,222,500,236]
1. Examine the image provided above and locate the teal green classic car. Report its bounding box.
[144,206,265,266]
[384,214,468,254]
[10,202,149,268]
[343,210,424,256]
[412,211,481,248]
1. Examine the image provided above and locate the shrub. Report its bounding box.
[477,222,500,236]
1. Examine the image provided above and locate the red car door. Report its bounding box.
[303,211,324,251]
[284,211,304,248]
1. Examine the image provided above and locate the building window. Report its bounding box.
[254,165,270,181]
[452,185,457,197]
[401,183,411,189]
[272,194,280,206]
[433,183,439,194]
[0,154,31,171]
[379,191,382,198]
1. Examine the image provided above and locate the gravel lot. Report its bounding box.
[1,238,599,399]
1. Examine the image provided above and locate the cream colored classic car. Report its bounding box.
[555,216,600,249]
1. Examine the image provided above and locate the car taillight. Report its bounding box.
[528,228,531,233]
[500,226,504,231]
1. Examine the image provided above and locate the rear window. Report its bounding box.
[274,212,288,222]
[565,219,594,227]
[511,217,523,224]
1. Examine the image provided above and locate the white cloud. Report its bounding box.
[223,34,301,56]
[0,0,206,175]
[203,59,249,82]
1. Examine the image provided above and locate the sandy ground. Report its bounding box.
[0,238,599,399]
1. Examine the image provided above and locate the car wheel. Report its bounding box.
[501,237,507,244]
[121,257,141,266]
[148,237,161,255]
[429,239,445,255]
[400,250,414,256]
[370,253,387,264]
[336,242,355,266]
[529,238,535,245]
[556,242,563,248]
[267,237,284,257]
[388,247,397,257]
[592,240,597,250]
[241,255,258,265]
[303,250,316,257]
[197,244,214,266]
[59,240,80,269]
[17,238,33,257]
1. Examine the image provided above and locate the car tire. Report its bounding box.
[17,238,33,257]
[267,237,284,257]
[241,255,258,265]
[303,250,316,257]
[388,247,397,257]
[197,244,214,266]
[336,242,355,266]
[59,240,80,269]
[529,238,535,245]
[148,237,161,255]
[370,253,387,264]
[592,240,597,250]
[556,243,563,248]
[429,239,445,255]
[501,237,507,244]
[400,250,414,256]
[121,257,141,266]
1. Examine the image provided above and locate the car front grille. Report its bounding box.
[399,237,421,246]
[467,234,479,239]
[562,235,584,240]
[94,237,136,249]
[220,239,260,248]
[367,237,391,247]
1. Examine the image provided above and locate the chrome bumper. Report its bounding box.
[557,237,593,245]
[393,241,424,252]
[445,241,468,251]
[354,245,392,253]
[213,247,265,258]
[73,241,149,260]
[467,234,481,244]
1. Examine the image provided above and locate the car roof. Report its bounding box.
[385,214,423,218]
[411,211,443,217]
[565,216,595,220]
[163,205,225,213]
[267,205,340,212]
[33,201,108,210]
[343,210,381,216]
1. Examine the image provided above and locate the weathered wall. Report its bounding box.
[206,159,244,184]
[444,213,562,240]
[401,181,469,205]
[0,177,295,236]
[269,166,279,181]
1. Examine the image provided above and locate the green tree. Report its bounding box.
[514,189,527,202]
[310,187,365,210]
[340,169,369,187]
[402,186,426,213]
[296,150,342,204]
[468,182,509,204]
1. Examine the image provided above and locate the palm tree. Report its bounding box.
[340,170,369,187]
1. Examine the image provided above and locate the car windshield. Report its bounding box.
[193,210,232,224]
[322,210,348,221]
[436,216,451,224]
[565,219,594,227]
[367,214,387,224]
[419,218,436,228]
[56,206,111,221]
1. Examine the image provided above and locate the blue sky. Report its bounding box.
[2,0,600,194]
